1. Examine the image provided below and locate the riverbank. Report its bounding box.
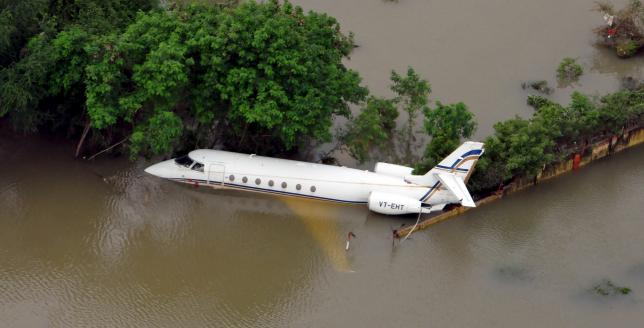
[395,124,644,238]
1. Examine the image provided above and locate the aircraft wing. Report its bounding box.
[434,172,476,207]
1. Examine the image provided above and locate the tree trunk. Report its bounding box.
[86,136,129,160]
[75,120,91,158]
[238,122,249,148]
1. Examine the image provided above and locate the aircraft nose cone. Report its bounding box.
[144,162,166,178]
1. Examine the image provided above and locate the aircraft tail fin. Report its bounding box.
[434,171,476,207]
[404,142,484,204]
[428,141,484,183]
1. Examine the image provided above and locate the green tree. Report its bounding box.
[0,32,56,131]
[207,0,367,152]
[468,117,555,193]
[390,67,431,163]
[2,1,367,158]
[0,0,157,135]
[84,0,367,156]
[343,96,398,163]
[415,101,476,173]
[598,88,644,133]
[488,118,554,178]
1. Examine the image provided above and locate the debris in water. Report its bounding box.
[345,231,356,251]
[521,80,553,95]
[592,279,632,296]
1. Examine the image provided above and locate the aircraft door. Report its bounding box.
[208,163,226,186]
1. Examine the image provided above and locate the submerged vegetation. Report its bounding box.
[594,0,644,58]
[593,279,632,296]
[521,80,553,95]
[556,57,583,84]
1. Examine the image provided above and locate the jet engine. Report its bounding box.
[368,191,428,215]
[374,162,414,178]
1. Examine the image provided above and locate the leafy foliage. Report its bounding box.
[556,57,583,83]
[343,96,397,163]
[336,67,431,164]
[0,0,157,135]
[526,95,555,110]
[390,67,431,163]
[469,87,643,194]
[1,0,367,158]
[415,101,476,173]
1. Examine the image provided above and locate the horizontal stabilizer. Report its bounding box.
[434,172,476,207]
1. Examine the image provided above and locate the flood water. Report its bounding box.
[2,138,644,328]
[297,0,644,138]
[2,0,644,327]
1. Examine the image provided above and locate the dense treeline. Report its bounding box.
[468,87,644,195]
[0,0,366,157]
[337,66,643,196]
[0,0,157,135]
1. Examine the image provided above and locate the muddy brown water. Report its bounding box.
[2,137,644,327]
[2,0,644,327]
[297,0,644,139]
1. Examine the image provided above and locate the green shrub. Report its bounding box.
[527,95,555,110]
[556,57,583,83]
[593,279,632,296]
[616,39,640,57]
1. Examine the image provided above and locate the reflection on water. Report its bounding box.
[281,197,354,272]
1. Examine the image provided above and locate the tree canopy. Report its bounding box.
[342,96,397,163]
[390,67,431,163]
[469,87,643,194]
[0,0,367,157]
[415,101,477,173]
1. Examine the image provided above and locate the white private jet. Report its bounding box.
[144,141,484,215]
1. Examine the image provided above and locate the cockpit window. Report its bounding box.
[174,155,194,168]
[191,162,204,172]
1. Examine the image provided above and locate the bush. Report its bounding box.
[556,57,583,83]
[616,39,640,57]
[527,95,555,110]
[594,1,644,58]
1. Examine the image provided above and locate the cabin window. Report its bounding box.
[229,175,235,181]
[191,162,204,172]
[174,155,193,168]
[268,180,274,187]
[242,177,248,183]
[296,184,302,191]
[255,178,261,185]
[310,186,316,192]
[281,182,287,188]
